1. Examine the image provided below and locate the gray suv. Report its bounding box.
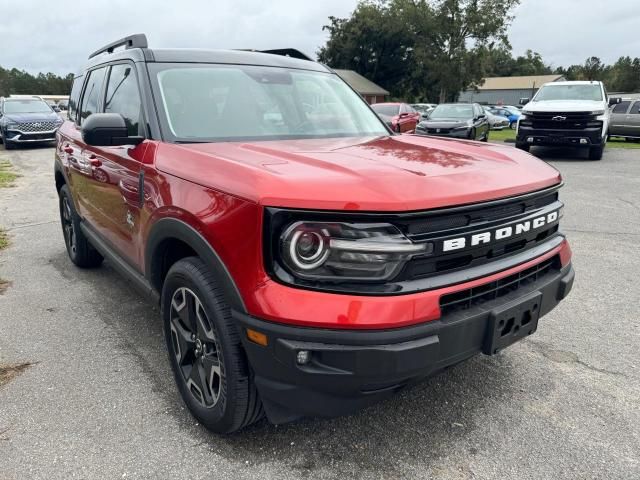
[609,99,640,141]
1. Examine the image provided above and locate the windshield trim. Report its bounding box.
[148,62,392,143]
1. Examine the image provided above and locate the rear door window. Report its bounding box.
[628,102,640,114]
[79,67,107,124]
[67,75,84,122]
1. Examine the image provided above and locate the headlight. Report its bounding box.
[278,221,432,282]
[591,110,605,116]
[6,123,20,129]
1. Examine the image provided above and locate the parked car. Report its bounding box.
[411,103,437,119]
[58,99,69,111]
[608,99,640,141]
[517,81,620,160]
[482,106,510,130]
[371,102,421,133]
[0,96,63,149]
[56,34,574,433]
[489,106,521,129]
[415,103,490,141]
[46,100,61,113]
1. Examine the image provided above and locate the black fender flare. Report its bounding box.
[145,218,246,313]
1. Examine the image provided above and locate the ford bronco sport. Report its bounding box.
[55,34,574,433]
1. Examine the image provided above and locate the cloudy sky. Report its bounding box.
[0,0,638,75]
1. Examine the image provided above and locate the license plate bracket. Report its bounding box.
[483,292,542,355]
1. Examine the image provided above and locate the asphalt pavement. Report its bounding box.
[0,143,638,479]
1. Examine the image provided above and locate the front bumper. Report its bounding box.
[415,127,471,138]
[4,129,58,143]
[517,125,603,147]
[234,262,574,424]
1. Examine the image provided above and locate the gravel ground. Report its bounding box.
[0,143,638,480]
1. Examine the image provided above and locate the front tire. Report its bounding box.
[510,122,517,130]
[58,185,103,268]
[588,144,604,160]
[162,257,263,434]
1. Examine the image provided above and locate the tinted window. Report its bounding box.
[80,68,107,124]
[68,75,84,122]
[372,104,400,116]
[612,101,631,113]
[105,64,143,136]
[629,102,640,115]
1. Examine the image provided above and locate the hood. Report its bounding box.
[523,100,605,113]
[155,135,561,212]
[3,112,60,123]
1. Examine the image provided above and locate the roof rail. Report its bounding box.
[239,48,313,61]
[88,33,148,59]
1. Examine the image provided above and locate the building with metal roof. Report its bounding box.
[334,69,390,104]
[459,74,565,105]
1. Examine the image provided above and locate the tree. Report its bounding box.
[582,56,605,81]
[319,0,521,102]
[0,66,73,97]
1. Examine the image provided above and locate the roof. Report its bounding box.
[86,47,330,73]
[475,75,565,91]
[333,69,390,96]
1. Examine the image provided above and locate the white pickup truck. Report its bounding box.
[516,81,621,160]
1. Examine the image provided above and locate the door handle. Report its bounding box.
[86,154,102,167]
[64,145,74,154]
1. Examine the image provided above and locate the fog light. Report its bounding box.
[580,138,588,144]
[527,137,534,143]
[296,350,311,365]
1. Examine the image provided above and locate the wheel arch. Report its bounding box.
[145,218,246,313]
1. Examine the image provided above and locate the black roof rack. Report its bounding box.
[88,33,148,59]
[239,48,313,62]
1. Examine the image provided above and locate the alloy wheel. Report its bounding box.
[61,196,76,256]
[169,287,224,409]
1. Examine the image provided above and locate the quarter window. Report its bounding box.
[104,64,144,136]
[629,102,640,115]
[79,68,107,124]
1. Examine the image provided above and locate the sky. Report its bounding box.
[0,0,639,75]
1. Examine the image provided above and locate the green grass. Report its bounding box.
[489,129,640,149]
[0,229,8,250]
[0,160,19,187]
[489,128,516,142]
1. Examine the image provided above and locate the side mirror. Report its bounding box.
[609,97,622,106]
[81,113,144,147]
[519,98,530,106]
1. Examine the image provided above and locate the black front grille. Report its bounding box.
[427,128,451,134]
[395,189,562,282]
[526,111,600,130]
[439,256,559,315]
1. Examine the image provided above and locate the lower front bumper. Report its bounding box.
[517,126,603,147]
[5,129,57,143]
[415,128,471,139]
[234,262,575,424]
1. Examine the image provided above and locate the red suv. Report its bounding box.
[55,35,574,433]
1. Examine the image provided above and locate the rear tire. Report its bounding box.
[162,257,264,434]
[58,185,103,268]
[516,143,530,152]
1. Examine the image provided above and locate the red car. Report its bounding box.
[55,35,574,433]
[371,102,421,133]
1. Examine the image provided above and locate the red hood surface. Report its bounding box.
[155,135,561,211]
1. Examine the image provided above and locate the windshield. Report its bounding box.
[151,64,389,142]
[3,99,52,114]
[535,84,603,102]
[371,104,400,117]
[429,104,473,120]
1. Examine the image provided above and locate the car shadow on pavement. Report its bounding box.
[528,146,594,161]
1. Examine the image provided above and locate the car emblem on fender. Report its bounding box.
[551,116,567,121]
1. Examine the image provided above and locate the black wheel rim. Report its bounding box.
[61,196,76,256]
[169,287,224,409]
